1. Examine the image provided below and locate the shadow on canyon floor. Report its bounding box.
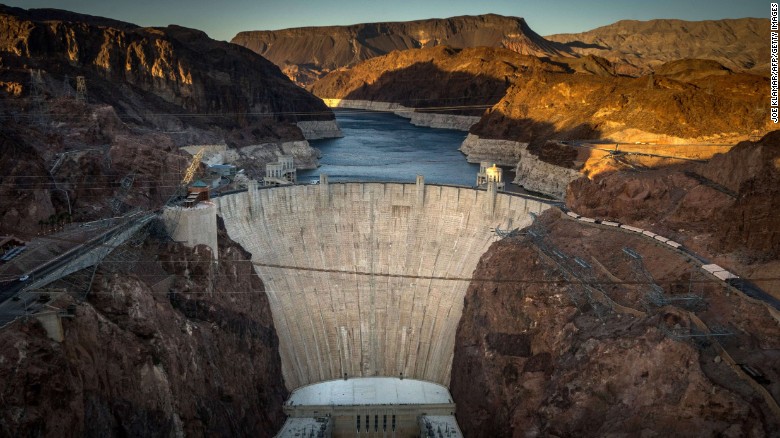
[339,61,512,116]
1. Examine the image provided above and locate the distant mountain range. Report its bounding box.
[547,18,769,76]
[231,14,574,86]
[232,14,769,86]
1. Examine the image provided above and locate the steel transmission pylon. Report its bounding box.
[76,76,87,102]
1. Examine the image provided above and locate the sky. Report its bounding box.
[3,0,769,41]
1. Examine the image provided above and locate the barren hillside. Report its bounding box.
[310,46,560,115]
[547,18,770,76]
[451,209,779,436]
[471,58,769,145]
[232,14,572,86]
[0,5,334,235]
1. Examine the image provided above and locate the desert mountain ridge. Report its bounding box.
[233,14,769,86]
[311,46,770,147]
[232,13,574,86]
[547,17,770,76]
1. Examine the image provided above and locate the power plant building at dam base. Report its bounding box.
[195,177,554,435]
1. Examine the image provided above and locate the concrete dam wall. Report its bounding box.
[218,181,552,390]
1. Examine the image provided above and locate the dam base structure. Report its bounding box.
[217,175,553,436]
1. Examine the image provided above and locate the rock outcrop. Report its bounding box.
[0,103,193,235]
[0,5,335,145]
[311,46,563,131]
[514,147,581,198]
[567,131,780,294]
[547,18,770,76]
[0,223,288,437]
[234,15,768,87]
[295,120,343,140]
[458,134,525,166]
[0,5,338,234]
[463,58,769,196]
[459,134,581,198]
[311,46,531,116]
[450,210,780,436]
[233,14,572,86]
[470,59,770,146]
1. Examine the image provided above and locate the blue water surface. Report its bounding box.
[299,110,480,186]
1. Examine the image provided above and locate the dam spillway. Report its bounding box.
[217,179,551,390]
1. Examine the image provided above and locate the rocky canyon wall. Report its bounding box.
[0,223,288,437]
[0,5,335,145]
[450,210,779,436]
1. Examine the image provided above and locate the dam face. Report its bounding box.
[218,181,550,390]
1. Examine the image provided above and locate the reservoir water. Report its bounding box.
[299,110,481,186]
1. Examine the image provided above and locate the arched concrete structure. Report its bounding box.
[218,182,551,389]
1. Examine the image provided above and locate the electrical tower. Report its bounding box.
[62,75,74,98]
[75,76,87,102]
[29,69,45,124]
[110,173,136,215]
[622,247,705,311]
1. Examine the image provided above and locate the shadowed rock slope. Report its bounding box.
[310,46,551,115]
[232,14,572,86]
[0,223,288,437]
[451,210,779,436]
[0,5,333,143]
[471,58,770,145]
[547,18,770,76]
[567,131,780,297]
[0,5,335,235]
[312,43,769,145]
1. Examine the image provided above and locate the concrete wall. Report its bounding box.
[162,202,219,260]
[218,183,550,389]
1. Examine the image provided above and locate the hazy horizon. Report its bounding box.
[1,0,769,41]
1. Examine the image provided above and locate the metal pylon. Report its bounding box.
[29,69,45,124]
[75,76,87,102]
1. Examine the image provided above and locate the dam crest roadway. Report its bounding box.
[217,175,555,390]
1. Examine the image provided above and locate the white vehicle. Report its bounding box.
[19,274,29,282]
[310,180,320,185]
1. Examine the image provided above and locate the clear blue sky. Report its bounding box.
[3,0,768,41]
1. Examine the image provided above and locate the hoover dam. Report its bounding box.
[217,177,553,391]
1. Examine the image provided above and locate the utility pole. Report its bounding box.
[62,75,73,98]
[76,76,87,102]
[29,69,45,124]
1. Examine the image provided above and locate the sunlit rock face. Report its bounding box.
[232,14,573,86]
[0,5,334,140]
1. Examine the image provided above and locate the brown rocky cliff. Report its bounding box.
[0,101,195,236]
[0,129,59,236]
[310,46,552,115]
[470,59,769,145]
[232,14,572,86]
[547,18,770,76]
[311,43,768,146]
[567,132,780,266]
[450,211,779,436]
[0,5,333,143]
[0,221,287,436]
